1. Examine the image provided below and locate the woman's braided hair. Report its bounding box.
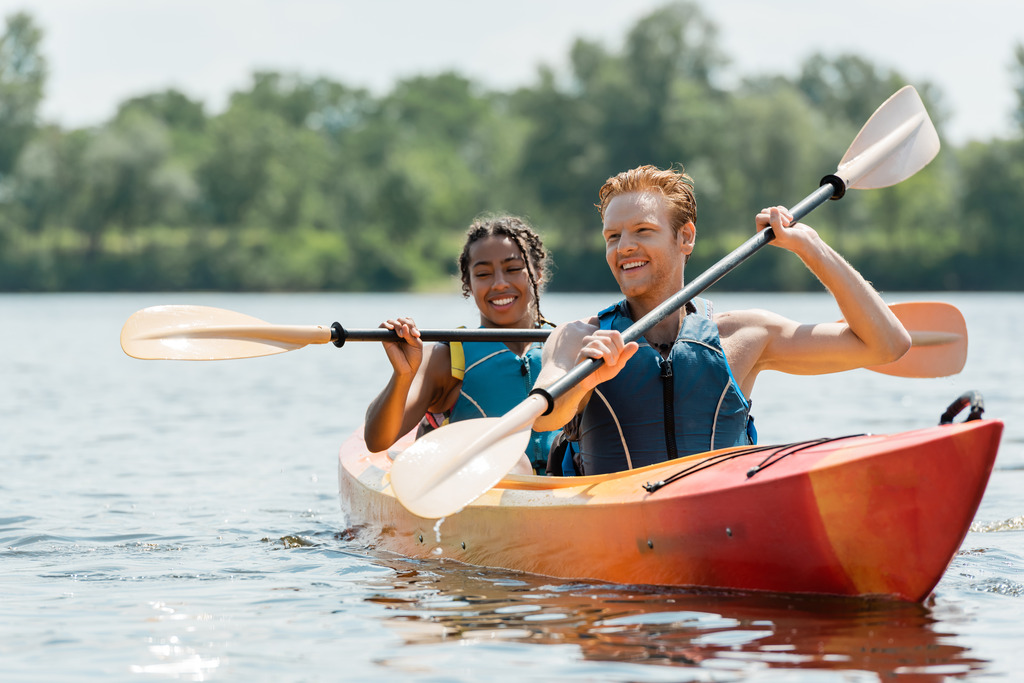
[458,215,554,327]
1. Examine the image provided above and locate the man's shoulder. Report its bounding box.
[713,308,786,337]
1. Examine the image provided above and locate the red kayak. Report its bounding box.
[338,419,1002,601]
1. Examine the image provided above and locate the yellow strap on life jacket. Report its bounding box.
[450,340,465,380]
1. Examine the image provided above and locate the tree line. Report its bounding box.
[1,4,1022,293]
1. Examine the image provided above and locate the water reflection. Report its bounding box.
[358,553,988,680]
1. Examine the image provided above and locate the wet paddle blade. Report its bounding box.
[390,395,546,518]
[120,305,331,360]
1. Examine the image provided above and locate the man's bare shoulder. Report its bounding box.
[713,308,794,391]
[713,308,787,338]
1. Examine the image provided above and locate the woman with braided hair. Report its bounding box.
[363,215,560,474]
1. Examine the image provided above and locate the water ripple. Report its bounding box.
[971,515,1024,532]
[348,551,991,677]
[973,579,1024,597]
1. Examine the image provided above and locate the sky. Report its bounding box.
[5,0,1023,145]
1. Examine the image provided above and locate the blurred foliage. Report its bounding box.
[1,4,1023,293]
[0,11,45,176]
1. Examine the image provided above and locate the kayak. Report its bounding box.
[338,418,1002,601]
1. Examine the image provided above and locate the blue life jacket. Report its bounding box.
[429,337,559,473]
[578,298,754,475]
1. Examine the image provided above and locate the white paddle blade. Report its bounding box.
[838,86,940,190]
[390,394,548,518]
[389,421,532,519]
[120,305,328,360]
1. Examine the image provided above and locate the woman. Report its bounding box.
[363,215,558,474]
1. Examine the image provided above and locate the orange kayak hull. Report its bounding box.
[338,420,1002,601]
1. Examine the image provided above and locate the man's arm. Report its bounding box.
[532,317,638,432]
[720,206,911,393]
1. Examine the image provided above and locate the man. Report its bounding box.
[533,164,911,475]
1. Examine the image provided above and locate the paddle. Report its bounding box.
[119,301,965,377]
[119,304,549,361]
[389,85,942,519]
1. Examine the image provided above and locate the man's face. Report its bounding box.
[602,191,694,304]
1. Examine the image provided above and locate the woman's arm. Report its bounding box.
[362,318,457,452]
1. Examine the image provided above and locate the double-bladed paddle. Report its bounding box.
[120,301,965,379]
[389,85,943,519]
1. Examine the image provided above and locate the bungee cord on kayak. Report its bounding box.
[743,435,868,479]
[640,434,866,493]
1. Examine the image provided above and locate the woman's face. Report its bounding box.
[466,235,536,328]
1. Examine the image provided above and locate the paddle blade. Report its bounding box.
[121,305,329,360]
[840,86,940,190]
[870,302,967,377]
[390,395,547,518]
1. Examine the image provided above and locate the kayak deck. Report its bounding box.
[338,420,1002,601]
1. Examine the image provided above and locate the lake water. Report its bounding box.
[2,291,1022,682]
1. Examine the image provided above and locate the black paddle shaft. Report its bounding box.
[330,323,550,347]
[529,177,844,414]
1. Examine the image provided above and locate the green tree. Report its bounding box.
[957,137,1024,288]
[794,53,949,136]
[117,89,205,132]
[196,104,283,225]
[116,89,208,164]
[1013,43,1024,133]
[226,70,378,143]
[517,1,727,211]
[230,71,322,128]
[0,11,46,176]
[70,112,195,254]
[697,84,835,239]
[337,72,524,289]
[8,125,78,233]
[512,63,603,223]
[614,1,726,165]
[198,73,373,232]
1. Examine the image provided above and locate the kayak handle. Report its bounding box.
[940,391,985,424]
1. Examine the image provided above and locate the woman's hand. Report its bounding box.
[379,317,423,376]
